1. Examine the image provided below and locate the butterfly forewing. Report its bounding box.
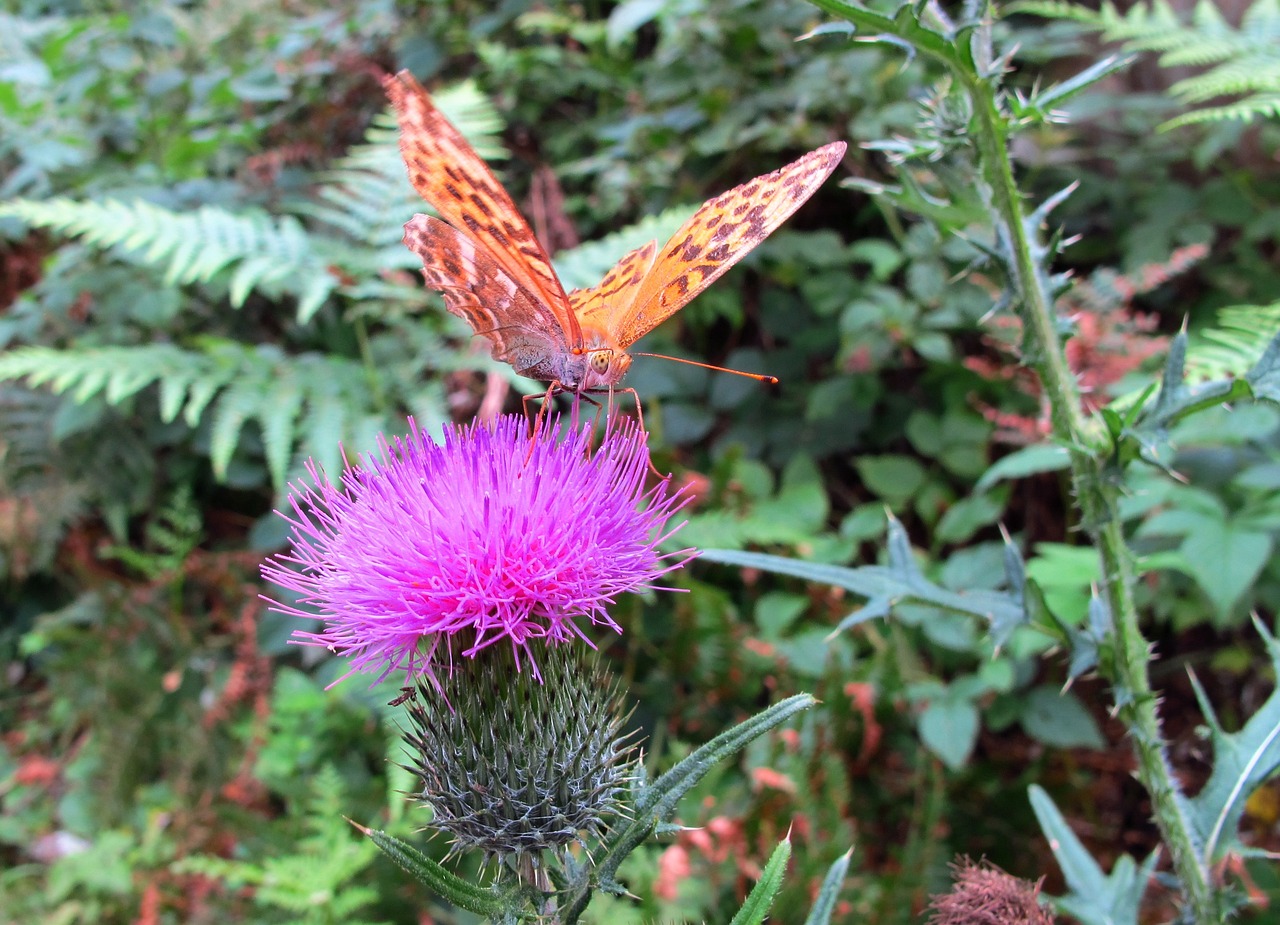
[405,214,568,382]
[611,141,847,348]
[384,71,581,348]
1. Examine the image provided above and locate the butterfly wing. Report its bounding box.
[567,240,659,331]
[405,214,570,382]
[384,70,582,349]
[608,141,846,348]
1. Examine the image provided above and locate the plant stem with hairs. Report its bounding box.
[804,0,1221,918]
[957,31,1217,925]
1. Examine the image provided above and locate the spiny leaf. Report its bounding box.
[729,836,792,925]
[1029,784,1158,925]
[560,694,815,924]
[1186,617,1280,862]
[363,827,506,916]
[702,515,1028,642]
[803,850,853,925]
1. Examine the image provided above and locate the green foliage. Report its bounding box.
[179,767,390,925]
[1186,618,1280,863]
[0,198,337,321]
[1029,784,1160,925]
[1189,300,1280,380]
[1017,0,1280,129]
[728,836,791,925]
[703,516,1030,644]
[6,0,1280,920]
[0,342,393,490]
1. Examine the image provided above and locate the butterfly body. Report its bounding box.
[387,70,845,393]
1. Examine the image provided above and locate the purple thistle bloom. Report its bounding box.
[262,415,695,684]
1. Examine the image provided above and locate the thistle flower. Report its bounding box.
[403,641,637,869]
[927,858,1053,925]
[262,415,694,683]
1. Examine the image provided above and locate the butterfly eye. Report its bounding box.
[589,350,612,374]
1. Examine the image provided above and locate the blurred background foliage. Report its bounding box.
[1,0,1278,922]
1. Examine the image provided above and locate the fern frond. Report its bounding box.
[1021,0,1280,129]
[1187,301,1280,380]
[0,342,402,490]
[1162,93,1280,128]
[1170,60,1280,102]
[175,763,386,924]
[0,385,86,578]
[0,199,338,321]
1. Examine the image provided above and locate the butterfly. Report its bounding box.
[385,70,845,393]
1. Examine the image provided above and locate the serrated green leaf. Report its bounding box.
[1029,55,1134,112]
[702,516,1026,635]
[208,380,262,480]
[639,694,816,822]
[1029,785,1156,925]
[804,0,968,68]
[259,373,304,491]
[561,695,815,923]
[729,837,792,925]
[803,850,853,925]
[365,828,505,916]
[1187,618,1280,862]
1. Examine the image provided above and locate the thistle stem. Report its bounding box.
[959,24,1218,923]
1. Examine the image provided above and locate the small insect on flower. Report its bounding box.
[261,415,696,684]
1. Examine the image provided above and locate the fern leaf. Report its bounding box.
[259,362,304,491]
[0,198,337,321]
[1187,302,1280,380]
[1024,0,1280,129]
[1162,94,1280,128]
[1170,61,1280,101]
[208,363,274,481]
[0,340,411,491]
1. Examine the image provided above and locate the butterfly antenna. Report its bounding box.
[632,352,779,385]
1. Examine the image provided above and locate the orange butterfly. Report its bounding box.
[385,70,845,393]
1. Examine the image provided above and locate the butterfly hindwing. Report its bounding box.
[404,214,569,382]
[610,141,846,348]
[567,240,658,331]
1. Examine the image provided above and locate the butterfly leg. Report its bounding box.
[615,387,670,479]
[522,381,563,444]
[584,387,668,480]
[571,390,606,452]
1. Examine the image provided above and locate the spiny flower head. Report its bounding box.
[262,414,694,683]
[403,642,638,864]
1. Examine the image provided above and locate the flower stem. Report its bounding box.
[960,26,1219,924]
